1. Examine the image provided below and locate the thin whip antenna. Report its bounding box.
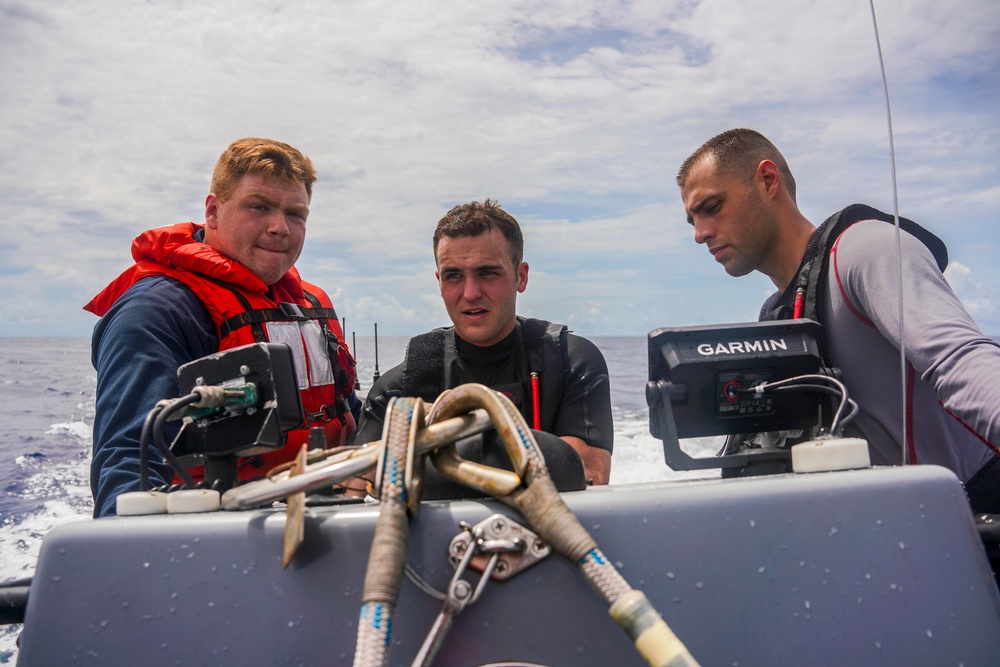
[869,0,908,465]
[352,330,361,390]
[373,323,381,382]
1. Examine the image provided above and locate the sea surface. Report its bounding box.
[0,335,720,663]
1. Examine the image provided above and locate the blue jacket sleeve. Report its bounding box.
[90,277,217,517]
[348,390,363,426]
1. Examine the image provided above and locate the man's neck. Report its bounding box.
[767,212,817,291]
[454,324,519,367]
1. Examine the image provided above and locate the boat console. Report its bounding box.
[15,466,1000,665]
[9,330,1000,665]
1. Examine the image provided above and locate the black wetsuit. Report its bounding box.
[354,319,613,496]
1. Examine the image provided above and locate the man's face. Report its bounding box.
[204,172,309,286]
[680,156,776,278]
[435,230,528,347]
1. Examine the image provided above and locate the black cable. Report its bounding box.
[151,394,202,488]
[138,404,165,492]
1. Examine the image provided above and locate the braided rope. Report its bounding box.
[579,549,632,605]
[426,384,700,667]
[353,397,421,667]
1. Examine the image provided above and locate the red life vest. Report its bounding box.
[85,222,358,482]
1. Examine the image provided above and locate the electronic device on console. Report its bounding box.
[646,319,833,473]
[171,342,305,488]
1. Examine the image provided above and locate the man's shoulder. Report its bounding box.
[518,317,566,350]
[92,275,218,399]
[836,218,895,243]
[111,275,207,319]
[96,275,215,350]
[409,325,453,344]
[563,329,599,349]
[514,317,606,367]
[404,326,452,370]
[517,316,563,331]
[562,331,608,370]
[834,218,938,268]
[833,211,945,267]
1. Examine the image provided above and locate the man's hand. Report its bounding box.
[561,435,611,486]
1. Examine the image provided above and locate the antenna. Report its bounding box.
[373,323,381,383]
[352,330,361,390]
[869,0,908,465]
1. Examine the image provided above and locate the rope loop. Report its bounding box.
[426,384,533,497]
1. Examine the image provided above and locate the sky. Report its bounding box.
[1,0,998,339]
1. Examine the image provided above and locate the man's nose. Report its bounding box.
[693,219,714,245]
[268,212,290,236]
[463,278,483,301]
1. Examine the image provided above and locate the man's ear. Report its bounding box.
[517,262,529,293]
[205,193,220,230]
[756,160,782,200]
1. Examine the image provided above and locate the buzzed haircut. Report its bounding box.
[676,128,797,203]
[210,138,317,203]
[433,199,524,267]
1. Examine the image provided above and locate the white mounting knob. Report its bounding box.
[167,489,221,514]
[116,491,168,516]
[791,437,871,473]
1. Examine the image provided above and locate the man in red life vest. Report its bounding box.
[86,138,359,517]
[354,200,613,488]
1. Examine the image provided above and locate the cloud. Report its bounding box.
[1,0,998,336]
[945,261,999,329]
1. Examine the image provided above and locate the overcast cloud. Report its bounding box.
[1,0,998,338]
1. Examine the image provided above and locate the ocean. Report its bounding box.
[0,335,719,663]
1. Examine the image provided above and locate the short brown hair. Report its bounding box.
[210,138,317,202]
[433,199,524,266]
[676,128,797,202]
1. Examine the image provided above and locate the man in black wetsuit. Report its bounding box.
[355,199,613,486]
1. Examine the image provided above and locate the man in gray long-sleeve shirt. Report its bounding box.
[676,128,1000,513]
